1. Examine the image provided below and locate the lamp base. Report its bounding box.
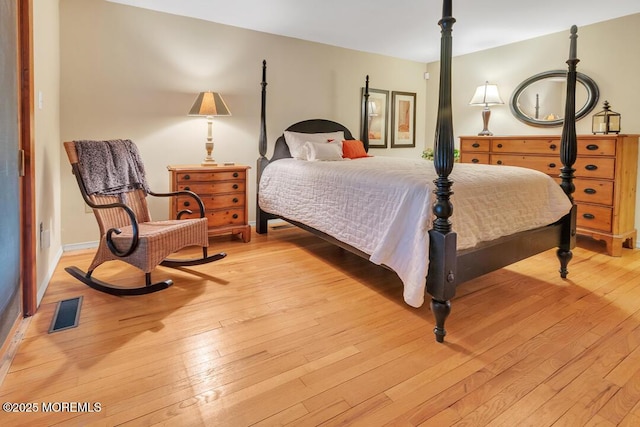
[201,158,218,167]
[477,130,493,136]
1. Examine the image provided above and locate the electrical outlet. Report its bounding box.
[39,222,51,249]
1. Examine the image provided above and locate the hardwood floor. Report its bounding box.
[1,225,640,426]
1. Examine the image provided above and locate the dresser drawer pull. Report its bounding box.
[233,184,239,189]
[232,197,239,203]
[183,174,190,180]
[585,164,598,171]
[183,201,190,207]
[586,144,599,151]
[472,158,479,163]
[582,213,595,220]
[184,186,191,191]
[584,188,597,195]
[549,163,556,168]
[472,143,480,148]
[497,143,503,148]
[232,214,239,219]
[549,144,557,150]
[233,172,239,178]
[497,160,503,165]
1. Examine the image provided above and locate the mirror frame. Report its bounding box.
[509,70,599,127]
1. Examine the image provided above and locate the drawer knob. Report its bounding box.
[583,213,595,220]
[549,144,557,150]
[232,197,239,203]
[585,164,598,171]
[472,158,479,164]
[183,201,190,207]
[549,163,556,168]
[233,184,239,189]
[584,188,597,195]
[497,143,503,148]
[183,174,190,180]
[586,144,599,151]
[232,214,239,219]
[184,186,190,191]
[233,172,239,178]
[472,143,480,148]
[497,160,503,165]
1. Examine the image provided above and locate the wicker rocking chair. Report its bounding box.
[63,139,226,296]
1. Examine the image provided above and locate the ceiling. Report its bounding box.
[107,0,640,63]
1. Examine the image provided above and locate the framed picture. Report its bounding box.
[391,91,416,148]
[361,88,389,148]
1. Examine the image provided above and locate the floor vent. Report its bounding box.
[48,296,82,333]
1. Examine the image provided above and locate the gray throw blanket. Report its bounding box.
[75,139,150,198]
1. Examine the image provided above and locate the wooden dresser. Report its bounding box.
[167,165,251,242]
[459,134,639,256]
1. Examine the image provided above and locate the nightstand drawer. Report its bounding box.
[180,208,246,226]
[576,203,612,232]
[176,194,245,211]
[176,170,246,182]
[177,181,246,194]
[460,153,489,164]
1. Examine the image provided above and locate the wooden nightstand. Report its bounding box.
[167,164,251,242]
[460,134,639,256]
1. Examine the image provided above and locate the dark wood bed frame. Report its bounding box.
[256,0,578,343]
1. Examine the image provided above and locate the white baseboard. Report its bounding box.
[63,240,99,252]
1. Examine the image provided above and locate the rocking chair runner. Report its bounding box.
[63,139,226,296]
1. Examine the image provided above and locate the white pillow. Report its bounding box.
[304,141,344,161]
[284,130,345,159]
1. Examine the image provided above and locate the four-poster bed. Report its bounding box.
[256,0,578,342]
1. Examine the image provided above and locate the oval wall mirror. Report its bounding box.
[509,70,599,127]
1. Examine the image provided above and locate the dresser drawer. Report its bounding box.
[573,179,614,205]
[177,181,246,194]
[176,170,246,182]
[574,158,615,180]
[576,203,612,232]
[577,139,616,156]
[460,152,489,164]
[176,194,245,212]
[461,139,490,152]
[492,138,560,154]
[490,154,561,175]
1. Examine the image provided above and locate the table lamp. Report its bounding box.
[469,81,503,136]
[188,91,231,166]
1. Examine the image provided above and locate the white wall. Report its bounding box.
[59,0,429,246]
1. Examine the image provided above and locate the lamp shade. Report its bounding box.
[469,82,504,106]
[188,91,231,117]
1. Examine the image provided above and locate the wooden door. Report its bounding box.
[0,0,23,347]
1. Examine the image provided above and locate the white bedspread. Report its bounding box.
[258,157,572,308]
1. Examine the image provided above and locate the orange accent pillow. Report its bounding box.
[342,139,370,159]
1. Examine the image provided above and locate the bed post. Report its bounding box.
[257,60,270,234]
[361,75,370,150]
[426,0,457,343]
[557,26,579,276]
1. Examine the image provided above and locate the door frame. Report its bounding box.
[19,0,36,316]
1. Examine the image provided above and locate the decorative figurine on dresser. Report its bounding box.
[460,134,638,256]
[167,164,251,243]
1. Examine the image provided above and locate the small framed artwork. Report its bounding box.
[361,87,389,148]
[391,91,416,148]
